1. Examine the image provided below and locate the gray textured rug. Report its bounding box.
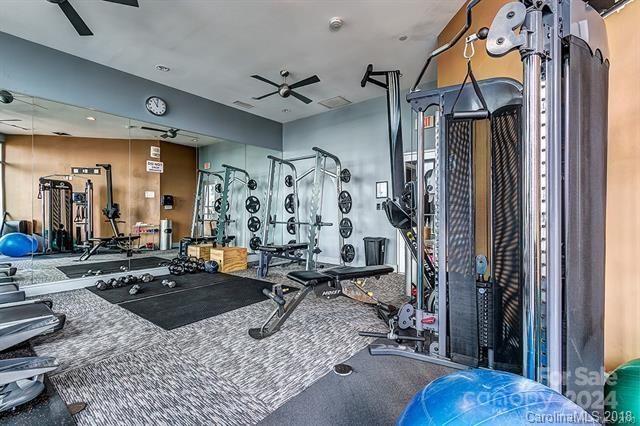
[30,265,410,425]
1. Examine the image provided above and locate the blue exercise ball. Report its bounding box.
[398,369,598,426]
[0,233,37,257]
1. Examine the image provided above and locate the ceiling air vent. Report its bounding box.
[52,132,71,136]
[233,100,254,109]
[318,96,352,109]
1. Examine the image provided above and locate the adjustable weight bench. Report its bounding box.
[79,235,141,261]
[257,243,309,278]
[248,265,394,339]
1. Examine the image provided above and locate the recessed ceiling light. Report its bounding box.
[192,138,198,142]
[282,108,290,113]
[86,116,96,121]
[329,17,344,31]
[399,35,408,41]
[155,64,171,72]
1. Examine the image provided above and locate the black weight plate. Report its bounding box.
[245,196,261,213]
[338,190,352,214]
[247,179,257,190]
[249,236,262,251]
[285,193,296,214]
[339,217,353,239]
[286,217,296,235]
[215,183,222,193]
[287,239,297,256]
[284,175,294,188]
[340,168,351,183]
[247,216,261,232]
[341,244,355,263]
[214,198,229,213]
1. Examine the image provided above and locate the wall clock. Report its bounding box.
[145,96,167,116]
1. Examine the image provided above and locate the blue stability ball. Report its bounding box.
[398,369,598,426]
[0,233,37,257]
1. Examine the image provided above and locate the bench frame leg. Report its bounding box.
[79,241,106,261]
[249,285,313,339]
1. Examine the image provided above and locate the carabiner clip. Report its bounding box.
[463,39,475,61]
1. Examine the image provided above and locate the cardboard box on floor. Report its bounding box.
[209,247,247,273]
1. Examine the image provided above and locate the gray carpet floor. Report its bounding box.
[28,264,421,425]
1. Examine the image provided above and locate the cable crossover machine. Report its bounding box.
[256,147,355,278]
[360,0,609,416]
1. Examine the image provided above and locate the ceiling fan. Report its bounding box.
[0,90,47,109]
[139,126,179,139]
[251,70,320,104]
[46,0,139,36]
[0,120,30,131]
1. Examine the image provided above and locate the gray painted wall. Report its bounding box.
[0,32,282,150]
[282,82,436,267]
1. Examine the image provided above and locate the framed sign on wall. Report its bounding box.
[376,181,388,199]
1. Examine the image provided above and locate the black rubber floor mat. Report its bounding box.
[57,256,168,278]
[86,272,235,304]
[89,272,297,330]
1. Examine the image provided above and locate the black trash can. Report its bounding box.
[363,237,386,266]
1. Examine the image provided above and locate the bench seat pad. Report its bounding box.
[259,243,308,253]
[323,265,394,281]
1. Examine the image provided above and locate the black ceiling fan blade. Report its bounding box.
[0,122,30,131]
[289,75,320,90]
[58,1,94,36]
[251,75,280,88]
[252,90,279,100]
[103,0,139,6]
[140,126,166,133]
[290,91,313,104]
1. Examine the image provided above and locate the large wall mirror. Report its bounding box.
[0,91,281,292]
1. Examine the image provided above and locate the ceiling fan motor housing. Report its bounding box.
[279,86,291,98]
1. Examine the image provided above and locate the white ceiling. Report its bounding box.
[0,94,221,146]
[0,0,464,123]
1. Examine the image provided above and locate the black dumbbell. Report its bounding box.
[129,284,141,295]
[107,278,118,289]
[162,279,177,289]
[95,280,108,291]
[139,273,154,283]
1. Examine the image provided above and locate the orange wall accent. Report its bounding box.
[159,141,197,241]
[437,0,521,88]
[4,135,195,241]
[603,0,640,371]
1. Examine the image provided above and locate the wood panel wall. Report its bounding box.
[438,0,639,370]
[159,141,197,241]
[4,135,195,240]
[437,0,521,88]
[603,0,640,370]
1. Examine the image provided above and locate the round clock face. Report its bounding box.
[146,96,167,116]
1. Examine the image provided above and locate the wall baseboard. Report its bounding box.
[24,266,170,298]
